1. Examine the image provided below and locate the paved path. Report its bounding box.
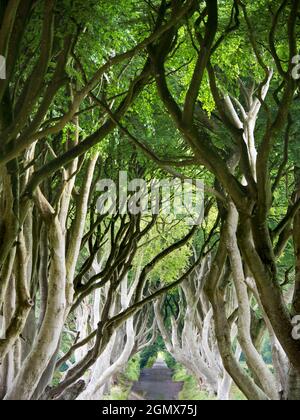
[131,358,183,400]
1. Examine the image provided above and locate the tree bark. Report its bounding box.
[4,214,66,400]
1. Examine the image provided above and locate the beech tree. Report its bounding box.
[0,0,200,400]
[154,252,239,400]
[123,0,300,400]
[1,0,300,401]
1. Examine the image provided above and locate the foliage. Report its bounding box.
[1,0,300,401]
[173,365,215,401]
[125,355,141,382]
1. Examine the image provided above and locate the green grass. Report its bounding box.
[101,353,248,401]
[103,385,130,400]
[173,365,246,401]
[145,355,157,368]
[125,355,141,381]
[103,355,141,400]
[103,372,132,400]
[173,365,216,401]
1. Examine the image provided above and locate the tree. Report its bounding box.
[1,0,300,401]
[124,0,300,399]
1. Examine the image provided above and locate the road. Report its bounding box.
[131,358,183,400]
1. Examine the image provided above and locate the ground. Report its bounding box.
[130,357,183,400]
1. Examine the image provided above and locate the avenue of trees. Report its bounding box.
[0,0,300,400]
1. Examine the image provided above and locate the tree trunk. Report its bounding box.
[4,215,66,400]
[287,365,300,400]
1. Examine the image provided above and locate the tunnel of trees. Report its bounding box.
[0,0,300,401]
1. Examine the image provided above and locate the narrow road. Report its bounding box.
[131,358,183,400]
